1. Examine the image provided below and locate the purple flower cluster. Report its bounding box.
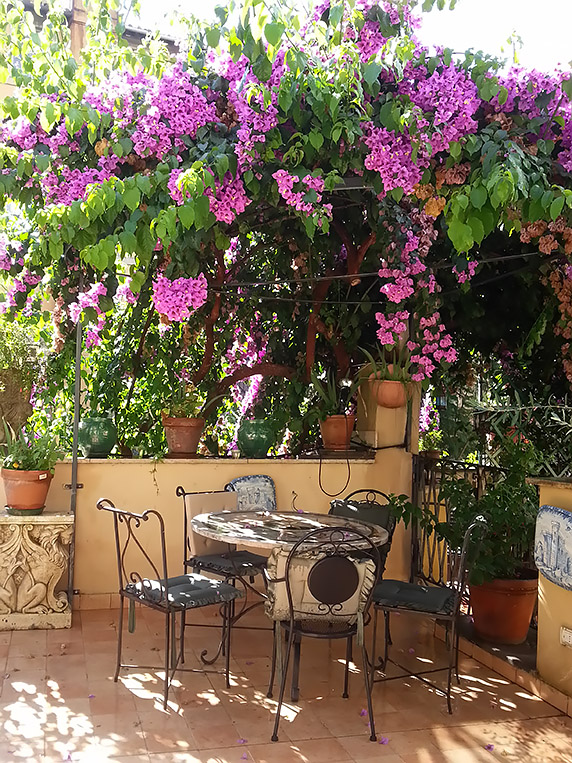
[375,310,410,346]
[363,126,427,197]
[43,167,112,206]
[408,313,457,381]
[68,281,108,324]
[272,170,332,218]
[452,260,478,284]
[152,273,208,321]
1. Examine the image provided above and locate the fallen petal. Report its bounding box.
[359,708,368,717]
[485,743,495,751]
[379,737,389,745]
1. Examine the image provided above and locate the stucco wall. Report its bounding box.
[536,482,572,697]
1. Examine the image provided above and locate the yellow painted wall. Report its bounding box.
[535,482,572,697]
[0,399,414,598]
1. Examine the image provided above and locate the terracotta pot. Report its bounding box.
[469,575,538,645]
[319,415,355,451]
[1,468,53,515]
[371,379,407,408]
[162,416,205,456]
[420,449,441,460]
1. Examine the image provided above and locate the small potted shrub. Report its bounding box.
[310,369,360,451]
[1,422,61,515]
[438,437,539,644]
[362,345,410,409]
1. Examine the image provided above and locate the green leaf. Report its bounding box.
[363,61,382,86]
[447,219,474,252]
[470,185,487,210]
[563,78,572,100]
[252,54,272,82]
[119,231,137,253]
[194,195,210,229]
[178,203,195,229]
[550,195,565,221]
[206,28,220,48]
[264,22,284,46]
[129,271,146,293]
[308,131,324,150]
[467,216,485,244]
[498,86,508,106]
[123,187,141,212]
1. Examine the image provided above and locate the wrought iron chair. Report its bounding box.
[224,474,277,512]
[370,516,486,713]
[178,488,267,580]
[177,488,269,665]
[265,526,381,743]
[329,488,396,577]
[97,498,243,709]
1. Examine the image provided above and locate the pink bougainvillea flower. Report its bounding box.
[484,743,495,751]
[379,736,389,745]
[359,708,368,717]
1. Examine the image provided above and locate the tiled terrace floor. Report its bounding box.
[1,604,571,763]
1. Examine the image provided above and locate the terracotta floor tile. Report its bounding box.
[0,610,567,763]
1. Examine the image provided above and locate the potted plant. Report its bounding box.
[77,413,117,458]
[362,345,410,409]
[1,422,61,515]
[162,383,217,457]
[310,369,360,451]
[419,429,443,459]
[437,437,539,645]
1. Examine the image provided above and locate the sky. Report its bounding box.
[138,0,572,74]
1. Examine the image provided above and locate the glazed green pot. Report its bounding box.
[237,418,275,458]
[77,416,117,458]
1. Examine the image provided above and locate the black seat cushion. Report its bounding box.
[125,573,243,609]
[186,550,267,576]
[373,579,455,615]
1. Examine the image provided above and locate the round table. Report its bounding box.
[191,509,389,549]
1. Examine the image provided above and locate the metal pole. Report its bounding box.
[67,315,82,607]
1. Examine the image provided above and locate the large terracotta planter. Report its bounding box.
[371,379,407,408]
[319,415,355,451]
[237,418,275,458]
[162,416,205,456]
[469,574,538,645]
[1,467,53,515]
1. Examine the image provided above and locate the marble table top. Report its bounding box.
[191,509,389,550]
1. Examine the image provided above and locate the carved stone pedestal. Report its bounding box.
[0,510,74,630]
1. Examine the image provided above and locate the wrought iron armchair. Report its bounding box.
[97,498,243,709]
[370,516,486,713]
[329,488,397,577]
[264,526,381,743]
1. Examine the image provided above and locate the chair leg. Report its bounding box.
[224,601,233,688]
[343,636,351,698]
[383,611,391,669]
[267,621,277,699]
[446,617,457,715]
[114,594,125,682]
[170,610,177,671]
[180,610,186,665]
[271,625,295,742]
[291,633,301,702]
[455,623,461,684]
[163,609,171,710]
[370,607,378,685]
[361,640,376,742]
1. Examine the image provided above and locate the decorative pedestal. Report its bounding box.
[0,510,74,630]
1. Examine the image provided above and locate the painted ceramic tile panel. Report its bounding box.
[534,504,572,591]
[225,474,277,512]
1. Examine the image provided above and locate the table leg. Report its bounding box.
[291,633,301,702]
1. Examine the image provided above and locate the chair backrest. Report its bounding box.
[224,474,277,512]
[265,526,381,626]
[449,516,487,596]
[97,497,170,604]
[176,488,238,559]
[329,489,396,575]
